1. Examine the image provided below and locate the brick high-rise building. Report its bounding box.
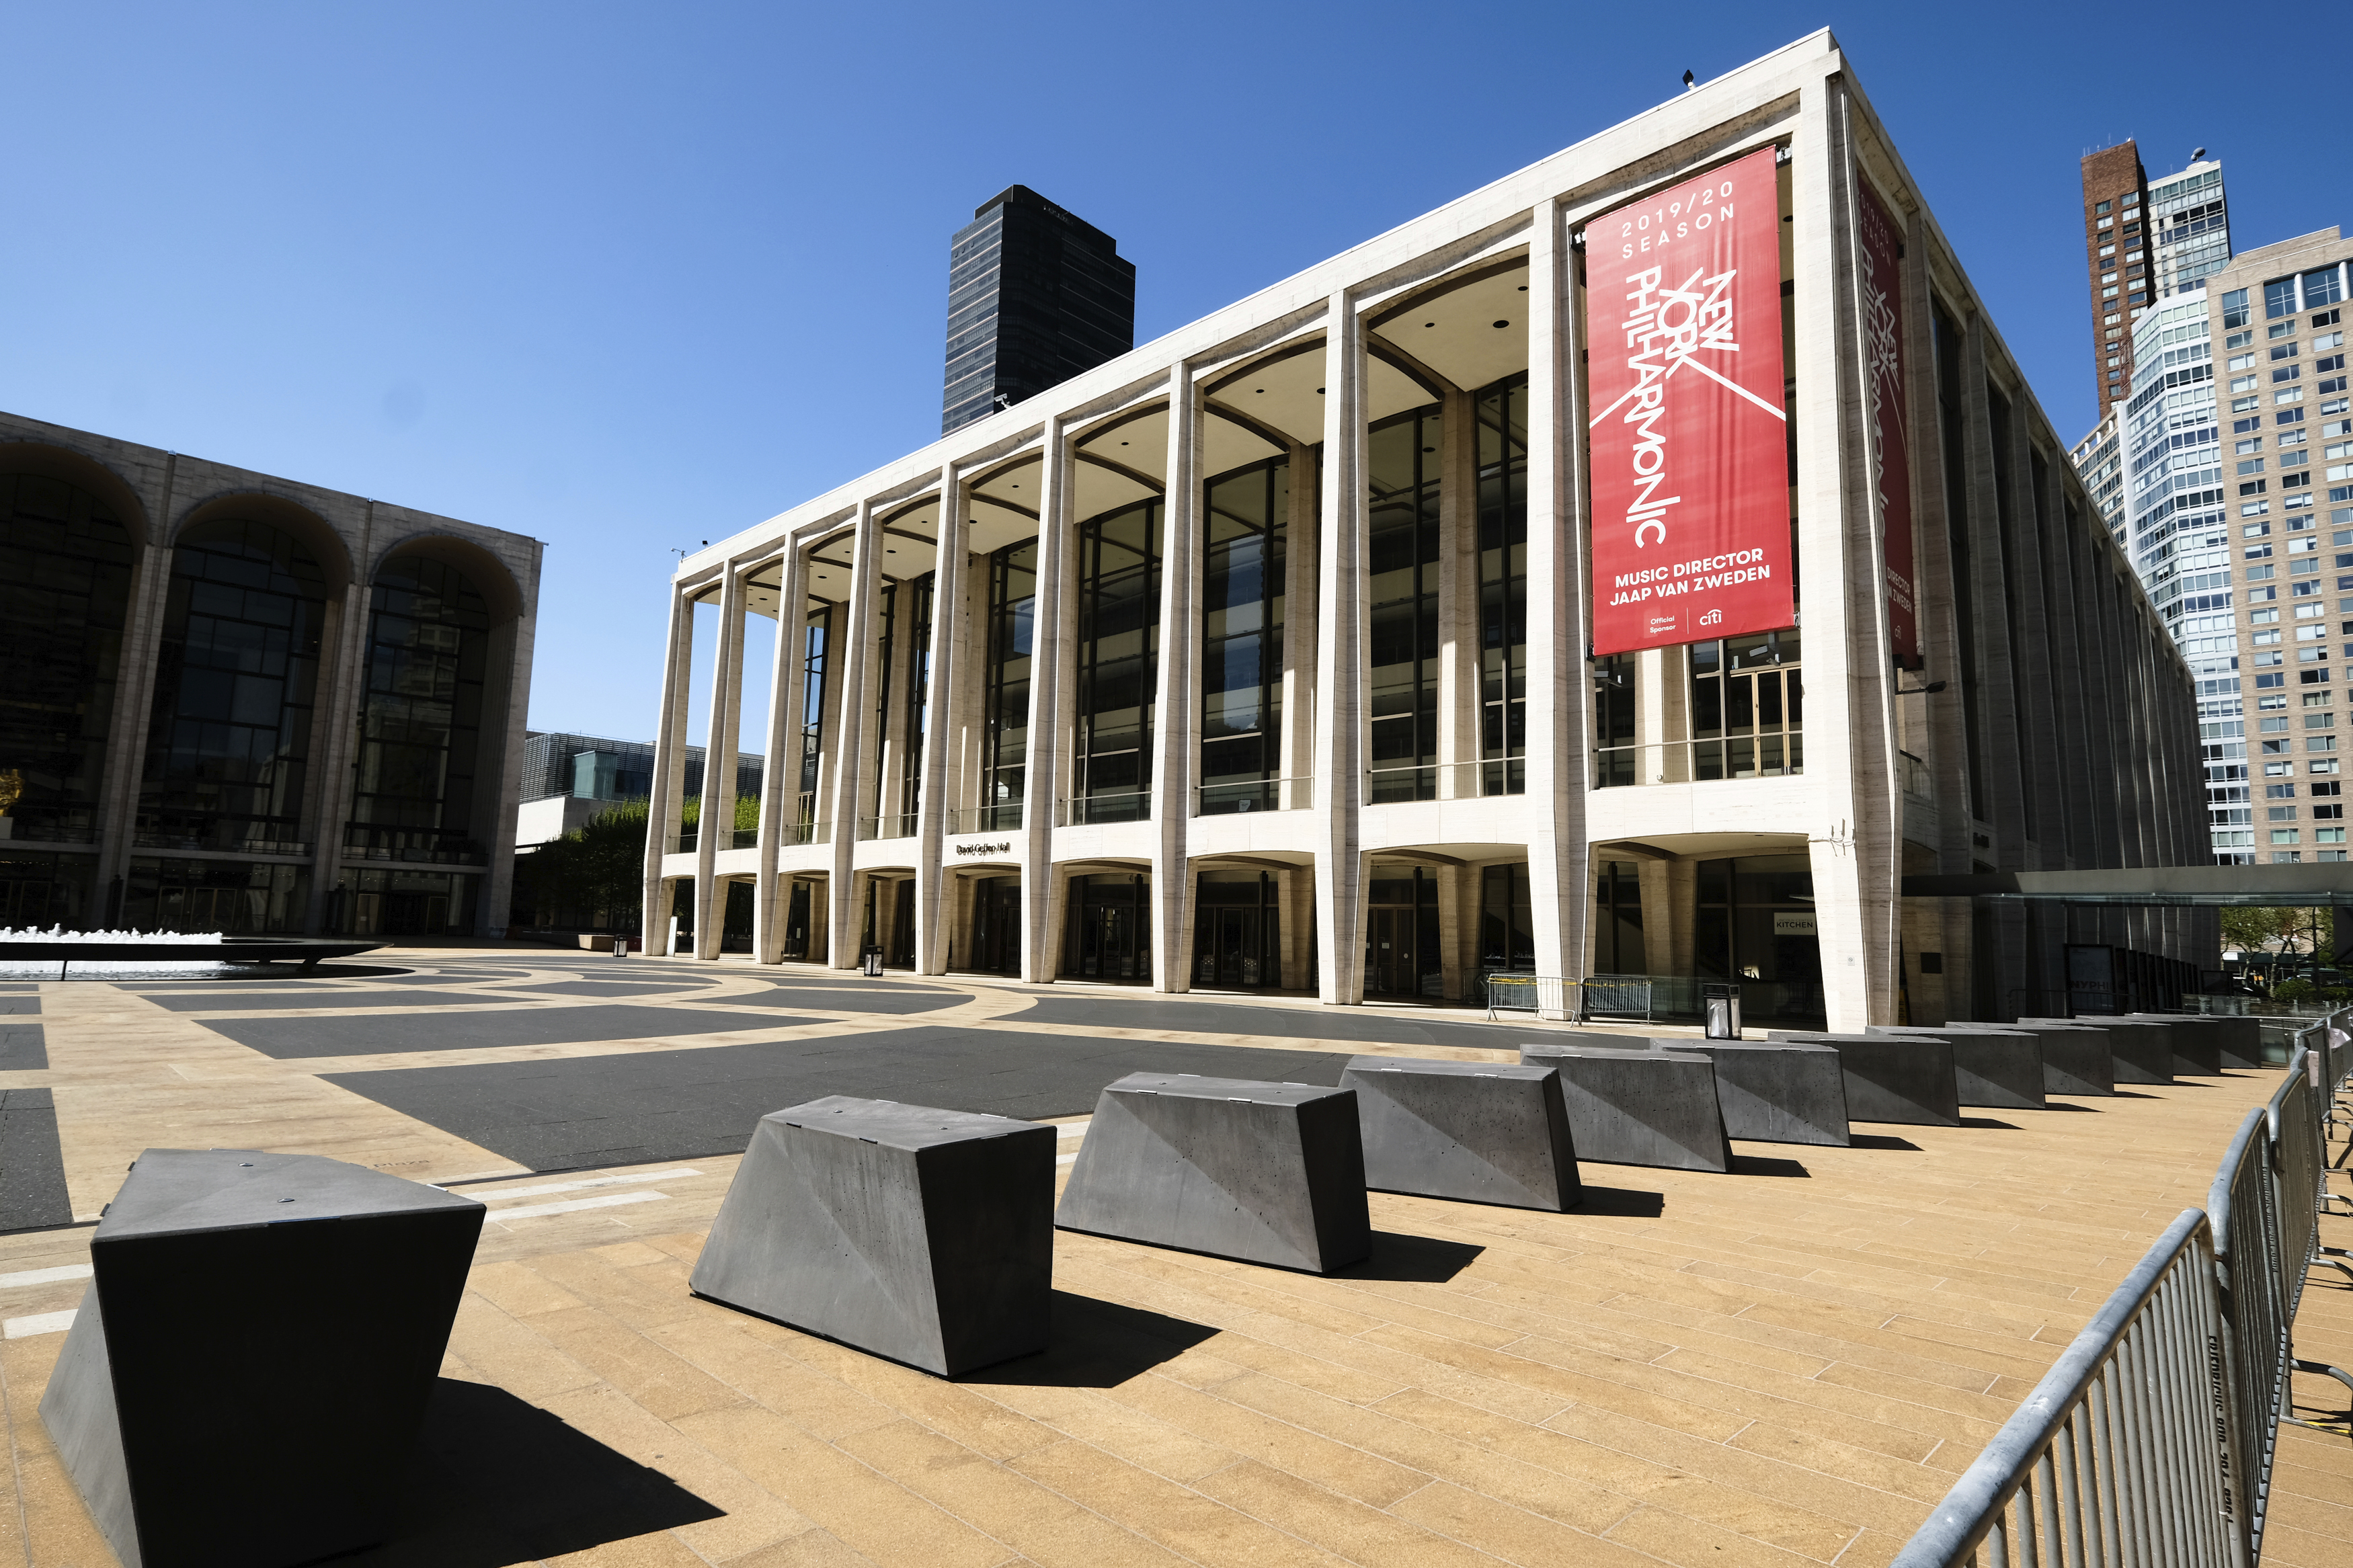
[2081,141,2151,421]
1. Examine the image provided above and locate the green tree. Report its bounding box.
[514,798,658,931]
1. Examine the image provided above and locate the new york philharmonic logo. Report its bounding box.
[1583,146,1793,655]
[1593,260,1784,552]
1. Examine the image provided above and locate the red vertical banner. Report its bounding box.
[1587,146,1791,656]
[1856,177,1920,669]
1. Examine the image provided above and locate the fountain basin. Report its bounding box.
[0,937,385,971]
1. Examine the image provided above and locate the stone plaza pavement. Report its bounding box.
[0,944,2347,1566]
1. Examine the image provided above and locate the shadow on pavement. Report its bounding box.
[963,1292,1220,1389]
[349,1378,723,1565]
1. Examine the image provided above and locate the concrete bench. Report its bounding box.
[2120,1014,2223,1075]
[1056,1073,1371,1274]
[2022,1016,2173,1084]
[1341,1057,1579,1210]
[40,1149,485,1568]
[692,1097,1055,1376]
[1764,1032,1962,1125]
[1639,1038,1850,1147]
[1860,1026,2044,1109]
[1515,1044,1730,1172]
[1878,1020,2115,1097]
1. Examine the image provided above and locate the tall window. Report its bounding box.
[0,473,132,847]
[1688,630,1802,778]
[1934,304,1989,819]
[981,541,1037,830]
[869,581,896,819]
[1367,405,1442,802]
[349,556,489,862]
[795,604,830,834]
[1201,458,1286,814]
[1070,501,1158,823]
[141,520,327,854]
[1478,862,1535,977]
[1477,377,1527,794]
[901,573,934,819]
[1593,655,1636,787]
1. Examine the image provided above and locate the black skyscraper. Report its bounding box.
[943,186,1135,434]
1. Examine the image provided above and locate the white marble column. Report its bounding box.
[825,500,883,966]
[1279,442,1318,810]
[1314,293,1370,1005]
[1019,419,1073,983]
[692,561,748,960]
[753,538,809,962]
[914,466,966,974]
[641,582,695,943]
[1150,364,1203,991]
[1523,195,1593,1003]
[1435,385,1479,800]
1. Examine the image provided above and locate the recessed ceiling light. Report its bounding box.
[1254,388,1264,393]
[1317,387,1326,394]
[1492,319,1510,329]
[1424,322,1435,328]
[1422,446,1435,454]
[1121,440,1129,445]
[1518,285,1528,292]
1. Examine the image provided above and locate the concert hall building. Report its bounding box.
[644,31,2208,1030]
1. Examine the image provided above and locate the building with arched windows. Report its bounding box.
[647,32,2214,1029]
[0,409,541,937]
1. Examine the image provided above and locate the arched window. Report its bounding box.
[139,518,328,854]
[0,473,133,847]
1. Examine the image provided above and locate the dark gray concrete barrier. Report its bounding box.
[1515,1044,1730,1171]
[1880,1021,2116,1097]
[692,1097,1053,1376]
[2023,1016,2173,1084]
[1861,1027,2044,1109]
[2208,1015,2263,1070]
[1055,1073,1370,1274]
[1765,1033,1962,1126]
[40,1149,483,1568]
[1340,1057,1579,1210]
[1642,1038,1850,1146]
[2122,1014,2223,1075]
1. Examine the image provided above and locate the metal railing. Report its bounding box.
[857,813,919,841]
[1895,1006,2353,1567]
[133,834,313,858]
[945,805,1023,835]
[1891,1208,2243,1568]
[0,821,99,845]
[1483,975,1570,1022]
[1364,759,1525,804]
[1055,792,1150,827]
[1593,733,1805,787]
[1197,776,1312,814]
[1579,973,1703,1022]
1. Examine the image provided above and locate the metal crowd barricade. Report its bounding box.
[1888,1210,2245,1568]
[1896,1023,2353,1567]
[1482,975,1568,1022]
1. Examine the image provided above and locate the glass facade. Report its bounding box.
[1070,501,1158,824]
[139,520,327,856]
[346,556,491,911]
[122,856,307,934]
[980,541,1037,830]
[0,473,132,850]
[1363,864,1441,997]
[1367,405,1443,802]
[1067,871,1150,979]
[1191,870,1279,988]
[1476,376,1527,795]
[797,604,831,835]
[1695,854,1825,1026]
[1200,460,1286,815]
[901,573,934,820]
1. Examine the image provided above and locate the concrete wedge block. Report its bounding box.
[1341,1057,1579,1210]
[1862,1027,2043,1108]
[1055,1074,1370,1274]
[2208,1015,2262,1070]
[38,1149,483,1568]
[1515,1044,1730,1171]
[2022,1017,2173,1084]
[691,1097,1055,1376]
[2121,1014,2223,1075]
[1878,1021,2114,1097]
[1765,1033,1961,1126]
[1642,1038,1851,1146]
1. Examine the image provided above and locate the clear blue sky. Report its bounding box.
[5,2,2337,751]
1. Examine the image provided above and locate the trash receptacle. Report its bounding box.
[1702,982,1743,1040]
[861,945,885,978]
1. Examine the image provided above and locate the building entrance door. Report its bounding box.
[1065,873,1149,980]
[1192,870,1281,989]
[1364,866,1441,998]
[969,876,1022,975]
